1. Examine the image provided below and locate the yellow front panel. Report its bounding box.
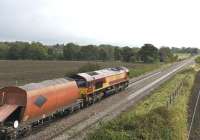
[79,88,88,95]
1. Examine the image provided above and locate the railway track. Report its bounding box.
[21,58,194,140]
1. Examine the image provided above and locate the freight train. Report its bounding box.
[0,67,129,139]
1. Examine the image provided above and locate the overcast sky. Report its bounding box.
[0,0,200,47]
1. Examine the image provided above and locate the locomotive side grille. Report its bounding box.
[34,96,47,108]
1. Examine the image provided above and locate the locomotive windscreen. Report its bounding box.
[70,75,87,87]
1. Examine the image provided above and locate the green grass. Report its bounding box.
[128,63,168,78]
[174,53,191,60]
[87,68,196,140]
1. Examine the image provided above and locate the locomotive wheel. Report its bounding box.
[22,125,32,137]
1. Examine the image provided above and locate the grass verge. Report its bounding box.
[86,68,196,140]
[188,70,200,139]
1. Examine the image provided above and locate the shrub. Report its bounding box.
[195,56,200,64]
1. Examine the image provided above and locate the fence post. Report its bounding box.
[166,76,187,108]
[175,89,177,97]
[167,100,168,108]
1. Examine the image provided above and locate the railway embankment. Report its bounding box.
[86,68,196,140]
[188,70,200,140]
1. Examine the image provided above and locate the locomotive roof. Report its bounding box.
[77,67,128,81]
[19,77,74,91]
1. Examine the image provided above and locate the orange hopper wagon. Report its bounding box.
[0,78,80,128]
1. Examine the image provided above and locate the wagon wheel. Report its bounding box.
[23,125,32,137]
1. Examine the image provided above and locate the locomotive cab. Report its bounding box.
[70,75,87,88]
[70,75,91,95]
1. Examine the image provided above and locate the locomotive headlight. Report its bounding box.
[13,120,19,128]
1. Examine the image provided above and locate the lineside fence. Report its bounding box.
[166,75,189,108]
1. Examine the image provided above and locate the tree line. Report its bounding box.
[171,47,198,54]
[0,41,198,63]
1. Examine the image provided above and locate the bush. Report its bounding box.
[195,56,200,64]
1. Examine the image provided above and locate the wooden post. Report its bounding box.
[167,100,169,108]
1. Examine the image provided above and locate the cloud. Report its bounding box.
[0,0,200,47]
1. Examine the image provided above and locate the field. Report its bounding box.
[0,60,164,87]
[175,53,191,60]
[87,68,196,140]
